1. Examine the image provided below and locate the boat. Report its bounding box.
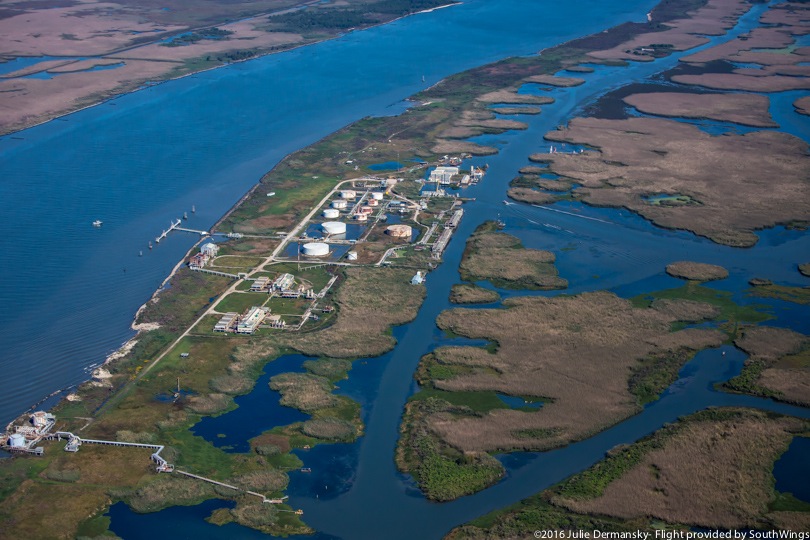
[92,220,103,227]
[300,467,312,473]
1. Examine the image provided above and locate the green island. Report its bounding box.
[2,0,810,537]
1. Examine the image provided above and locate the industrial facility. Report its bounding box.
[2,411,56,455]
[273,273,295,291]
[189,242,219,269]
[237,307,270,334]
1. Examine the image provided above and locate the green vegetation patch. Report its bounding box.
[214,292,266,314]
[629,348,698,405]
[397,398,504,501]
[631,282,771,336]
[723,358,783,399]
[749,283,810,305]
[267,0,456,34]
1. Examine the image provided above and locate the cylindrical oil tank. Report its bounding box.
[321,221,347,235]
[347,251,358,261]
[8,433,25,447]
[353,213,368,222]
[322,208,340,219]
[339,190,356,199]
[331,200,348,209]
[301,242,329,257]
[371,192,384,200]
[367,199,379,207]
[386,224,413,238]
[360,206,373,214]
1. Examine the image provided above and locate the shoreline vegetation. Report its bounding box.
[2,0,809,537]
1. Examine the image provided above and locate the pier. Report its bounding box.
[175,226,210,237]
[189,267,241,279]
[155,219,182,244]
[47,431,301,511]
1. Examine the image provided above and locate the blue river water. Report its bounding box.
[99,1,810,538]
[0,0,661,425]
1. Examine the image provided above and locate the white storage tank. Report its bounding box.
[367,199,379,207]
[321,221,347,235]
[386,224,413,238]
[322,208,340,219]
[359,206,374,214]
[353,213,368,222]
[302,242,330,257]
[8,433,25,448]
[371,192,384,200]
[347,251,358,261]
[331,200,348,209]
[339,190,356,199]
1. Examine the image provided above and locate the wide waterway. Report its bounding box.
[0,0,662,425]
[107,1,810,538]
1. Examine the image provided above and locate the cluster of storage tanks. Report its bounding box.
[304,191,389,256]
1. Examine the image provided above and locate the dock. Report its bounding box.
[155,219,182,244]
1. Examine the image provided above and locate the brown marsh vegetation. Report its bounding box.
[623,92,777,127]
[424,292,725,453]
[665,261,729,281]
[279,267,425,358]
[543,116,810,247]
[727,326,810,406]
[449,284,500,304]
[459,224,567,290]
[555,410,806,530]
[450,409,809,538]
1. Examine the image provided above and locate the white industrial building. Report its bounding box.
[214,312,238,332]
[251,276,270,292]
[201,243,219,257]
[429,166,459,184]
[273,273,295,291]
[237,307,269,334]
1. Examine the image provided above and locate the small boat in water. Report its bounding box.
[300,467,312,473]
[92,220,103,227]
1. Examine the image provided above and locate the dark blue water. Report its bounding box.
[0,0,664,425]
[773,436,810,503]
[191,354,311,453]
[368,161,405,171]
